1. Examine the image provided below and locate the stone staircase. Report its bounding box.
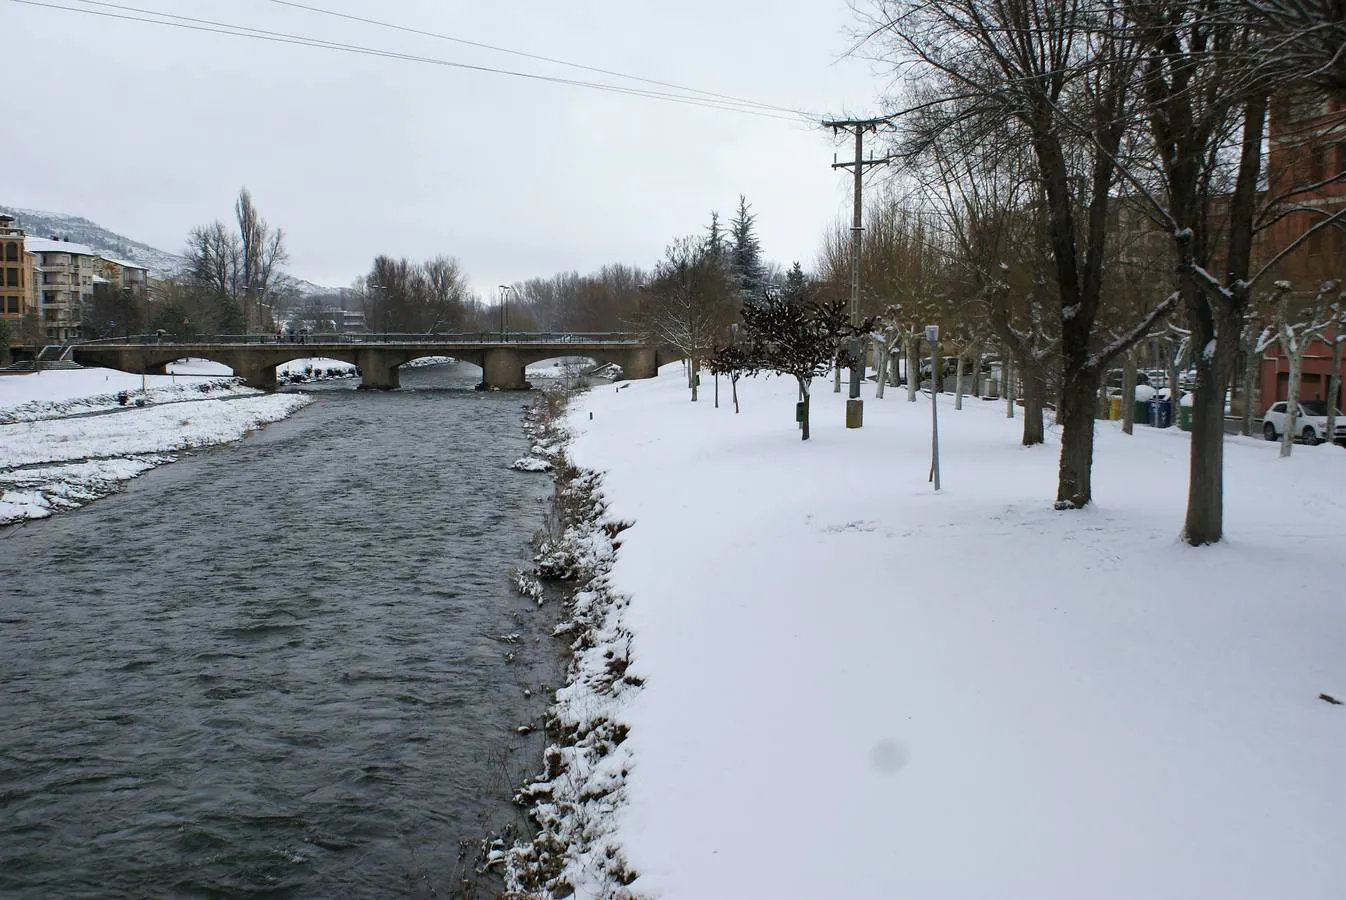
[2,344,83,373]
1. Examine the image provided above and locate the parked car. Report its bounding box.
[1261,400,1346,445]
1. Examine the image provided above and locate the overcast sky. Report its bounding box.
[6,0,889,298]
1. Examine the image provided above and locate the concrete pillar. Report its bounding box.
[356,349,401,390]
[622,347,659,380]
[480,347,529,390]
[236,360,278,390]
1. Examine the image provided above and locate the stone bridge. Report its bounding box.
[72,334,683,391]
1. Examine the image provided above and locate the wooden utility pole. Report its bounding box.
[824,116,892,428]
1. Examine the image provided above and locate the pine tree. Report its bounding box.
[703,211,728,267]
[729,195,765,301]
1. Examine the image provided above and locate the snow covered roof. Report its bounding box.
[92,275,110,284]
[99,255,148,271]
[24,237,98,256]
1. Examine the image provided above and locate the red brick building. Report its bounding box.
[1256,89,1346,414]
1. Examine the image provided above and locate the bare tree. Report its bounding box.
[641,237,733,400]
[184,187,288,333]
[235,188,288,330]
[861,0,1180,506]
[1263,279,1341,455]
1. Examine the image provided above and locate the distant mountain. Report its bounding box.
[0,205,187,276]
[0,204,338,296]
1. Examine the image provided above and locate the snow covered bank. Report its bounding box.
[555,365,1345,899]
[505,394,643,898]
[1,368,312,526]
[0,364,250,423]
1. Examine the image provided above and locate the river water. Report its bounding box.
[0,362,561,898]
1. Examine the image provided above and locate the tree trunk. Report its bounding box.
[1240,331,1259,437]
[714,371,720,408]
[1006,357,1016,419]
[954,355,966,410]
[907,338,919,402]
[1022,366,1046,445]
[875,338,888,400]
[1281,349,1302,457]
[799,378,811,441]
[1054,374,1099,508]
[1184,336,1238,544]
[732,374,740,414]
[973,351,984,398]
[1326,337,1342,445]
[834,358,842,393]
[1121,348,1138,435]
[690,357,699,402]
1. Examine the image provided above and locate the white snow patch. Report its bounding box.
[550,362,1346,900]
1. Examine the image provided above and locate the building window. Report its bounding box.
[1309,144,1325,182]
[4,267,16,287]
[6,297,19,314]
[1287,89,1326,123]
[2,243,17,262]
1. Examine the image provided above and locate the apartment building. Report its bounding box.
[1257,88,1346,415]
[0,214,33,339]
[98,255,150,293]
[25,235,100,342]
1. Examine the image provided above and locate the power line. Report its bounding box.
[70,0,795,117]
[267,0,813,118]
[6,0,809,122]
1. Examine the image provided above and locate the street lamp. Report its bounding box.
[925,324,942,491]
[498,284,512,340]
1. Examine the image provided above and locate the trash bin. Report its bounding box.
[1108,397,1122,420]
[1149,398,1173,428]
[1178,405,1192,431]
[1134,399,1151,425]
[795,401,806,423]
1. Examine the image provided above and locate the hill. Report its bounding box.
[0,204,336,296]
[0,205,186,276]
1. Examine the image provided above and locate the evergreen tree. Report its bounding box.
[729,195,765,300]
[703,211,728,267]
[782,261,808,304]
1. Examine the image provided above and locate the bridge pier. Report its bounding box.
[480,348,529,391]
[623,347,659,380]
[236,360,278,391]
[356,350,401,390]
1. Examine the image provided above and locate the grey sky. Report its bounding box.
[6,0,885,298]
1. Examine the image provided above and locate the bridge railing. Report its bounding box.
[78,331,649,346]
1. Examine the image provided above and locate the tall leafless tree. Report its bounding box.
[860,0,1178,507]
[641,237,735,401]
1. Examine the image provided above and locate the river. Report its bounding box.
[0,362,561,898]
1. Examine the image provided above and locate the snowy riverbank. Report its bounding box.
[538,364,1345,899]
[1,365,311,526]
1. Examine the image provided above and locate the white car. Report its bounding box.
[1262,400,1346,445]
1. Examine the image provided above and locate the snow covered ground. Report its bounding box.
[0,366,311,526]
[560,365,1346,899]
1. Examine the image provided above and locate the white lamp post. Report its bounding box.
[926,324,941,491]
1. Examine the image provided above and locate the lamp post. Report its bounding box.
[498,284,512,340]
[926,324,942,491]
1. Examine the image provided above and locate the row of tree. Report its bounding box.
[810,0,1346,546]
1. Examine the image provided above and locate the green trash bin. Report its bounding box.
[1179,404,1192,431]
[795,401,806,423]
[1134,399,1150,425]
